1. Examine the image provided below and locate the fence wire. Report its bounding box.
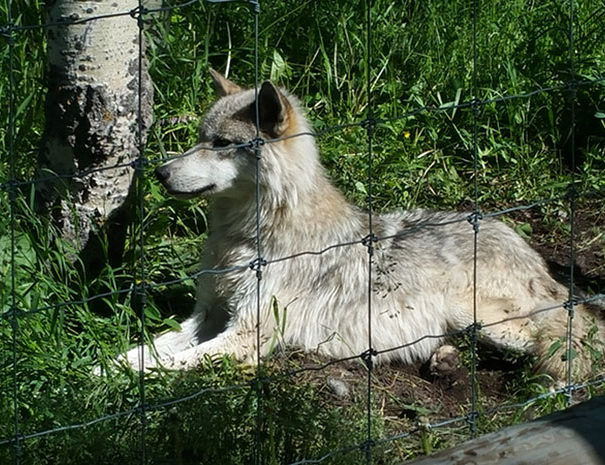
[1,0,605,464]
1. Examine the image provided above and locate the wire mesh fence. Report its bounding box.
[1,0,604,463]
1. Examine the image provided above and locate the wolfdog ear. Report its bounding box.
[209,68,242,96]
[257,81,291,138]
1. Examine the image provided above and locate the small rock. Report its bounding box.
[327,377,351,399]
[429,345,460,376]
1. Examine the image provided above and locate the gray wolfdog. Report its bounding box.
[125,69,603,380]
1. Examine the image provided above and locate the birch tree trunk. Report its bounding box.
[37,0,154,266]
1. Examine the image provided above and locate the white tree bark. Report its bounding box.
[38,0,153,256]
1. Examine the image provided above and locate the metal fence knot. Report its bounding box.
[466,321,482,339]
[361,233,377,247]
[131,157,149,171]
[361,348,377,370]
[362,233,377,257]
[563,298,577,318]
[361,117,378,136]
[129,5,149,21]
[131,284,148,315]
[466,409,479,426]
[566,78,579,93]
[566,181,579,201]
[249,257,267,280]
[2,306,24,324]
[470,97,481,118]
[360,438,376,452]
[467,211,483,232]
[248,137,265,158]
[0,24,15,43]
[2,179,18,201]
[249,258,267,271]
[9,307,20,331]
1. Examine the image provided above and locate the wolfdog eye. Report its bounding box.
[212,137,232,148]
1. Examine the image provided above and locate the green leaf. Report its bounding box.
[514,222,532,239]
[355,181,367,195]
[15,91,34,119]
[163,318,182,331]
[546,340,562,359]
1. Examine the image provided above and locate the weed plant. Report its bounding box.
[1,0,604,463]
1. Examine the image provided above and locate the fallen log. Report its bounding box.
[407,395,605,465]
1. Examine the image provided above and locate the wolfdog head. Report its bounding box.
[155,69,319,205]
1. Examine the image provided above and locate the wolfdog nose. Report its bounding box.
[155,164,170,183]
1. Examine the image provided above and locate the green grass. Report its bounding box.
[1,0,604,463]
